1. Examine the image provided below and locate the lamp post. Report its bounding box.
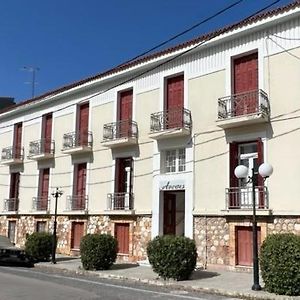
[234,162,273,291]
[51,188,63,264]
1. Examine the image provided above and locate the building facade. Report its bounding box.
[1,1,300,269]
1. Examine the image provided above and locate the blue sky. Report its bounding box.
[0,0,293,103]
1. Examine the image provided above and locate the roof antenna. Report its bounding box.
[22,66,40,98]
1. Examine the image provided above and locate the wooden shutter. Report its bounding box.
[71,222,84,250]
[10,173,20,199]
[229,143,238,187]
[118,90,133,138]
[78,103,89,146]
[115,223,129,254]
[42,114,52,153]
[236,226,261,266]
[13,123,22,159]
[233,53,258,115]
[39,168,50,210]
[166,75,184,109]
[74,163,87,209]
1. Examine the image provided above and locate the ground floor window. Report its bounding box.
[36,221,47,233]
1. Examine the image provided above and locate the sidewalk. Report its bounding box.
[35,257,300,300]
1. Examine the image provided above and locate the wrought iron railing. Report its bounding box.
[218,89,270,119]
[225,186,268,209]
[150,108,192,133]
[62,131,93,150]
[32,196,50,211]
[3,198,19,212]
[28,139,55,157]
[1,146,24,161]
[66,195,88,211]
[107,192,134,210]
[103,120,138,141]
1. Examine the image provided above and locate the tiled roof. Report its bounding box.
[2,0,300,115]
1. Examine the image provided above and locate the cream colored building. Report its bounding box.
[1,1,300,268]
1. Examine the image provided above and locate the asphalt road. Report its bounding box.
[0,266,240,300]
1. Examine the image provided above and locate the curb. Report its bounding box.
[34,264,296,300]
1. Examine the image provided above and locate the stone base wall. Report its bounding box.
[0,214,151,262]
[267,217,300,234]
[194,217,230,267]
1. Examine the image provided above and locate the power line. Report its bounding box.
[0,0,282,133]
[267,36,300,61]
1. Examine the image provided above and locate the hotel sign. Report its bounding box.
[160,180,185,191]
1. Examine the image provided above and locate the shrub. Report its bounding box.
[147,235,197,281]
[25,232,53,262]
[80,234,117,270]
[260,233,300,296]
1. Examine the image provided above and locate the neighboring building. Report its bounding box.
[1,1,300,268]
[0,97,15,110]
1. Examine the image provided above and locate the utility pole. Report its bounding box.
[23,66,40,98]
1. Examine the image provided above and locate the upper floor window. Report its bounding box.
[163,148,186,173]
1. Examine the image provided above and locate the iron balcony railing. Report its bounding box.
[1,146,24,161]
[225,186,269,209]
[32,196,50,211]
[218,89,270,119]
[3,198,19,212]
[103,120,138,141]
[28,139,55,157]
[62,131,93,150]
[107,192,134,210]
[66,195,88,211]
[150,107,192,133]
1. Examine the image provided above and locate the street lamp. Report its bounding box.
[51,188,63,264]
[234,162,273,291]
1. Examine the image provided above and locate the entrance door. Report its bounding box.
[236,226,261,266]
[118,90,132,138]
[8,221,16,243]
[71,222,84,250]
[166,75,184,129]
[115,223,129,254]
[78,103,89,146]
[163,193,176,235]
[233,53,258,116]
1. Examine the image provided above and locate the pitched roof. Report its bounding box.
[2,0,300,115]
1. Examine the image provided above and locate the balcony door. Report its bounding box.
[13,123,22,159]
[38,168,50,210]
[73,163,87,209]
[165,75,184,129]
[42,113,52,153]
[78,103,89,146]
[117,90,132,138]
[9,173,20,210]
[233,52,258,116]
[114,157,132,209]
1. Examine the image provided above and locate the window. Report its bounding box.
[36,221,47,233]
[163,148,186,173]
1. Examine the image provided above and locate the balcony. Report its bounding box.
[66,195,88,212]
[149,108,192,140]
[102,120,138,148]
[3,198,19,213]
[106,193,134,214]
[225,186,270,214]
[1,146,24,165]
[32,196,50,212]
[62,131,93,154]
[216,89,270,129]
[28,139,55,160]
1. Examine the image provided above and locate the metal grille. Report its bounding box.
[103,120,138,141]
[66,195,88,211]
[28,139,55,157]
[107,193,134,210]
[3,198,19,212]
[1,146,24,161]
[62,131,93,150]
[32,196,50,211]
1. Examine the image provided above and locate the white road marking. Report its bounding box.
[0,267,227,300]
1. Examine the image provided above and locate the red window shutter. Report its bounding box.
[71,222,84,249]
[13,123,22,158]
[43,114,52,153]
[78,103,89,145]
[229,143,238,188]
[39,168,50,210]
[118,90,133,121]
[166,75,184,110]
[74,163,87,209]
[10,172,20,199]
